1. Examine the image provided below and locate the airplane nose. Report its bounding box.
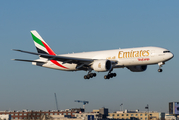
[164,52,174,62]
[171,52,174,59]
[164,51,174,61]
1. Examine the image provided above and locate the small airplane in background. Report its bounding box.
[13,30,174,79]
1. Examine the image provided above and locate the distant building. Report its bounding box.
[108,110,165,120]
[0,109,78,120]
[50,115,82,120]
[0,108,167,120]
[165,113,179,120]
[75,107,108,120]
[0,108,106,120]
[0,115,11,120]
[75,113,98,120]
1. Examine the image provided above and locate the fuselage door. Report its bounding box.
[150,50,155,57]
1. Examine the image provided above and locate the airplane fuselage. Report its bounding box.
[33,46,173,71]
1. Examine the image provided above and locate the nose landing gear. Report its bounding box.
[158,69,163,72]
[158,62,165,72]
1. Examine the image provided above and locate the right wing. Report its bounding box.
[13,49,94,64]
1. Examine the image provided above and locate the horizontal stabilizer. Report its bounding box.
[12,59,46,63]
[12,49,41,55]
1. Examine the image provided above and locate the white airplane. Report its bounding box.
[13,30,174,79]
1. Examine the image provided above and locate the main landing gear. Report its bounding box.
[104,73,116,79]
[104,69,117,79]
[158,62,165,72]
[84,72,96,79]
[84,69,117,79]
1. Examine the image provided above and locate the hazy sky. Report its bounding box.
[0,1,178,113]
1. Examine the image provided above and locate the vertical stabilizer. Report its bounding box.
[30,30,56,56]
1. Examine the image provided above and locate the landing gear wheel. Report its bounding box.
[111,73,116,77]
[158,69,163,72]
[109,74,113,78]
[104,75,109,79]
[84,73,97,79]
[90,73,94,78]
[93,73,96,77]
[84,75,88,79]
[87,74,91,78]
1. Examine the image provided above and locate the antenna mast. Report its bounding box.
[54,93,59,110]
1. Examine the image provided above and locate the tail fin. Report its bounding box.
[31,30,56,56]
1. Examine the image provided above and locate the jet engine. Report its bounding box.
[127,65,147,72]
[91,60,112,72]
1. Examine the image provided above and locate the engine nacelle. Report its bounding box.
[92,60,112,72]
[127,65,147,72]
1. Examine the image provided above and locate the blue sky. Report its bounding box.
[0,1,178,112]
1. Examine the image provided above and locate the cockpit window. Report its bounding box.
[163,51,170,53]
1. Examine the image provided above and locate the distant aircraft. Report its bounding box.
[13,30,174,79]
